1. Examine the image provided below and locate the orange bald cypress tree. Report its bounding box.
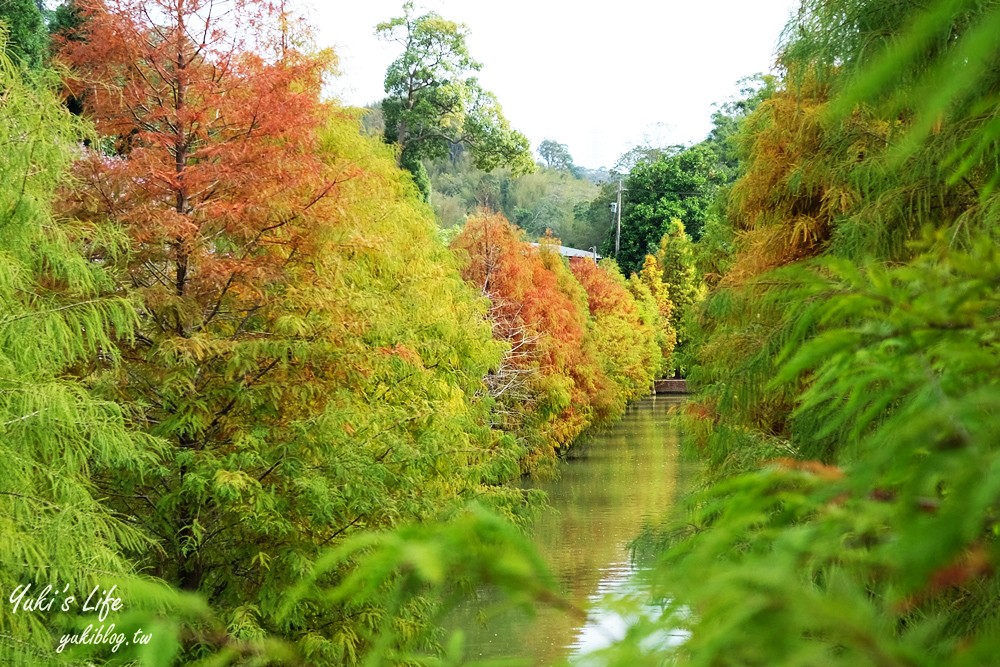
[59,0,337,592]
[452,214,618,467]
[570,258,660,406]
[59,0,335,311]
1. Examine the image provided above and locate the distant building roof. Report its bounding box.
[529,243,601,260]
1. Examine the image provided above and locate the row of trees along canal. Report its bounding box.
[371,0,724,379]
[0,0,680,664]
[10,0,996,664]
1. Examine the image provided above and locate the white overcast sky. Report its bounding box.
[307,1,800,169]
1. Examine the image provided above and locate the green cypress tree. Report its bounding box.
[0,41,152,665]
[0,0,46,67]
[655,219,702,375]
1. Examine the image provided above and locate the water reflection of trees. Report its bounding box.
[454,397,682,664]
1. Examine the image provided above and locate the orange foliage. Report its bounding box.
[568,257,639,318]
[452,213,612,461]
[570,257,659,403]
[895,545,993,614]
[59,0,338,313]
[452,213,663,467]
[724,74,846,283]
[769,457,844,481]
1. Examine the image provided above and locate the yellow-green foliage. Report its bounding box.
[262,111,526,663]
[631,254,677,372]
[725,73,840,281]
[655,220,702,335]
[312,111,524,512]
[0,45,156,665]
[653,220,704,376]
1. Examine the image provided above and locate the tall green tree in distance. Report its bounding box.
[378,1,534,199]
[537,139,576,173]
[0,0,47,67]
[605,77,773,275]
[610,142,727,273]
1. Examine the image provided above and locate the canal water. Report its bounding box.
[454,395,685,665]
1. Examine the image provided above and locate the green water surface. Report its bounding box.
[454,395,684,665]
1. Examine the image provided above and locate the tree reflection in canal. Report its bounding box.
[452,396,686,665]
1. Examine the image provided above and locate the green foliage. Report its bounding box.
[426,150,604,248]
[622,240,1000,666]
[400,145,432,202]
[611,142,729,273]
[0,0,47,67]
[688,0,1000,454]
[537,139,576,173]
[649,0,1000,664]
[573,179,619,250]
[282,504,560,666]
[48,0,84,42]
[0,42,155,665]
[378,1,534,198]
[817,0,1000,199]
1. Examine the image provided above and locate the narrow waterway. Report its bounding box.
[454,395,684,665]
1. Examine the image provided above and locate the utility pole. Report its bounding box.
[614,178,622,258]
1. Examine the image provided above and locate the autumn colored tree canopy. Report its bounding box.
[452,213,662,470]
